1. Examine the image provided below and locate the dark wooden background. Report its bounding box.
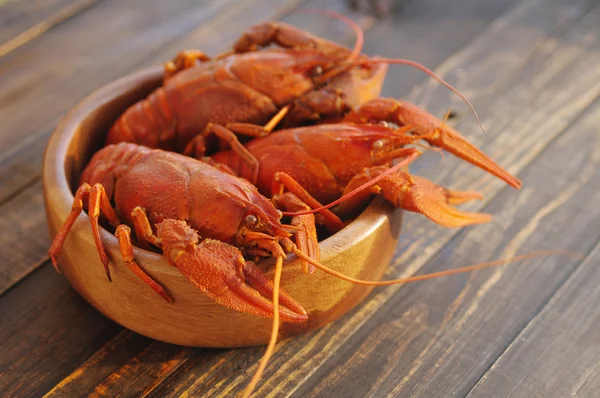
[1,0,600,396]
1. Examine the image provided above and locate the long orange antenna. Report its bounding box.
[297,9,364,62]
[282,149,420,217]
[242,256,283,398]
[293,250,583,286]
[351,56,485,135]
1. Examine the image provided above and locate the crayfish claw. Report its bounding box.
[386,173,492,228]
[444,189,484,205]
[340,166,491,228]
[344,98,523,189]
[157,219,307,322]
[240,261,308,322]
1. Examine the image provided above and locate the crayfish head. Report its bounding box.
[291,49,369,89]
[230,185,292,259]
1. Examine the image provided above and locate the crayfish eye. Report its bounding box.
[244,214,258,226]
[372,139,388,149]
[311,66,323,77]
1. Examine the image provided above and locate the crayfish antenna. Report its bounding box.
[357,56,486,135]
[297,8,365,62]
[293,250,583,286]
[242,256,284,398]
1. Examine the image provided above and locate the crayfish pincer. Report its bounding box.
[48,142,318,323]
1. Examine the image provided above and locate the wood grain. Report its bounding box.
[0,0,100,57]
[0,265,122,398]
[44,332,193,398]
[0,0,586,395]
[468,243,600,397]
[0,180,49,293]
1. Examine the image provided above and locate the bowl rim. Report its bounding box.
[42,65,397,276]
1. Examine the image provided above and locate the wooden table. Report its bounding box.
[2,0,600,396]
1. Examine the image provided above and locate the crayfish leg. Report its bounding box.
[232,21,323,53]
[271,191,320,275]
[272,172,344,233]
[164,50,211,82]
[343,98,522,189]
[48,183,119,281]
[114,225,173,303]
[195,123,260,184]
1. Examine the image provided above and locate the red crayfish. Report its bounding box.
[106,17,380,153]
[48,143,322,322]
[208,97,521,234]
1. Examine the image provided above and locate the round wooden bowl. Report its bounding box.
[42,65,403,348]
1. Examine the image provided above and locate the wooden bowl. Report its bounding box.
[42,65,403,348]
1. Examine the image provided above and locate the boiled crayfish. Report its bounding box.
[48,142,325,322]
[106,18,382,153]
[207,97,521,232]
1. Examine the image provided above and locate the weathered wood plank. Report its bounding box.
[0,0,595,397]
[0,265,122,397]
[0,0,524,393]
[0,0,101,57]
[43,332,194,398]
[468,241,600,398]
[3,0,524,394]
[0,180,48,294]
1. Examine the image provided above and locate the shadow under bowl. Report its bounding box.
[42,66,403,348]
